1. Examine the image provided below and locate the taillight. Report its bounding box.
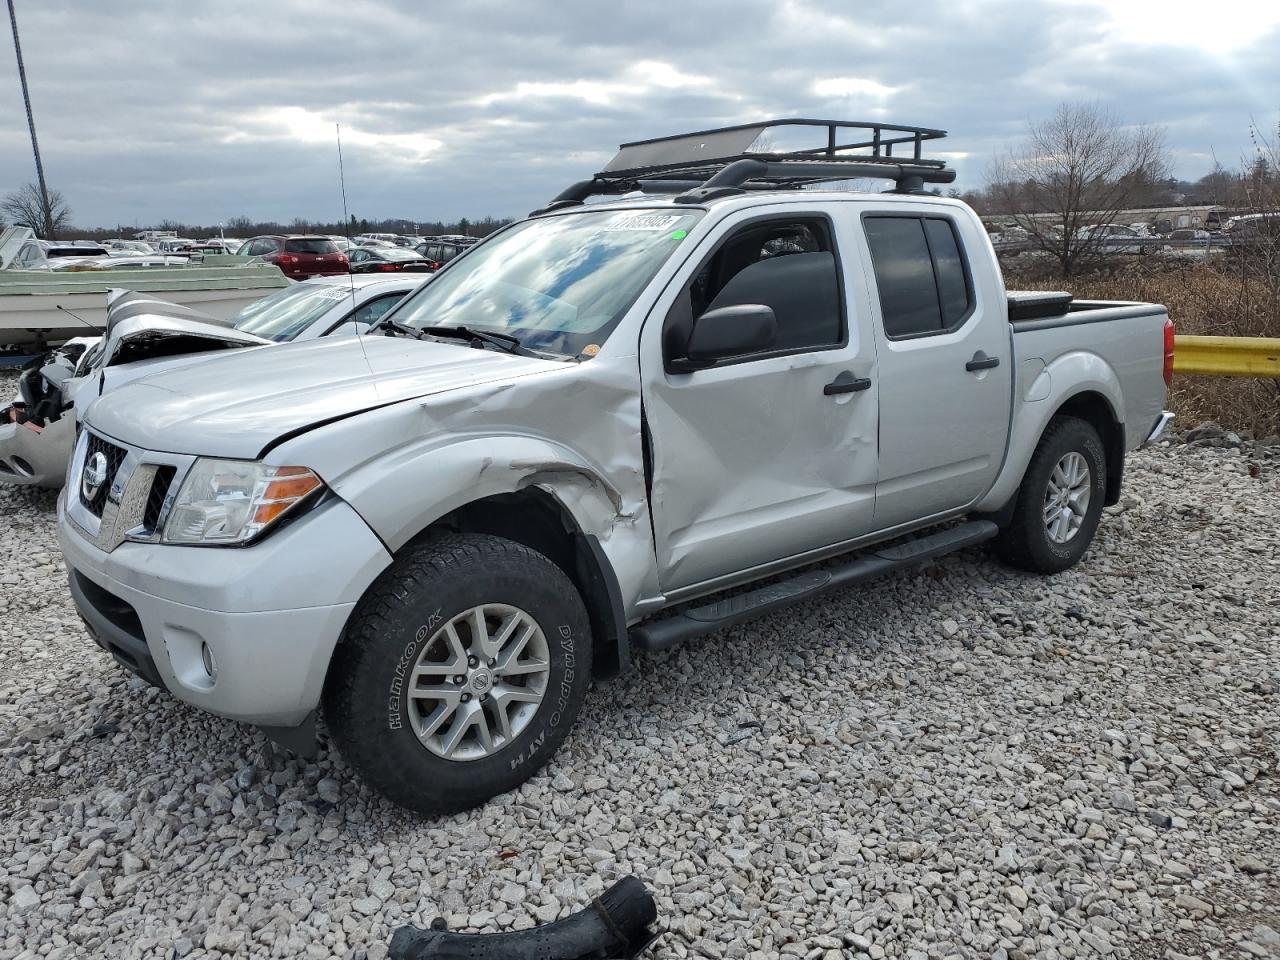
[337,254,348,264]
[1163,318,1175,386]
[277,253,298,266]
[377,263,398,272]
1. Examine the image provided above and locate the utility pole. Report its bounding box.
[7,0,54,239]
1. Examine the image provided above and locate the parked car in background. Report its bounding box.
[1,275,427,489]
[104,240,157,255]
[7,239,112,270]
[231,274,425,341]
[354,233,400,244]
[413,238,470,270]
[1077,223,1145,255]
[191,239,238,255]
[1223,212,1280,241]
[1169,229,1211,242]
[237,235,349,280]
[347,246,433,273]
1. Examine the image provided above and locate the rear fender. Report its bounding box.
[976,350,1123,513]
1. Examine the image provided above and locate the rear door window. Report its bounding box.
[864,215,973,339]
[923,219,970,328]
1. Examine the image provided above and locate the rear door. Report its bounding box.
[641,209,879,592]
[858,208,1012,528]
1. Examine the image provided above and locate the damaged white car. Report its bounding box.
[1,276,425,488]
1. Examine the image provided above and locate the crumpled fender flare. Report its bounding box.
[334,435,636,555]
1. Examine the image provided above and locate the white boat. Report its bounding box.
[0,262,290,348]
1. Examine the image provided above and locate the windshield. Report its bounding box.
[392,208,703,356]
[231,283,352,341]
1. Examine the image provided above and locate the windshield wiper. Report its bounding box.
[372,317,428,340]
[417,324,539,357]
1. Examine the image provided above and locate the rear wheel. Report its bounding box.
[324,533,592,814]
[995,416,1107,573]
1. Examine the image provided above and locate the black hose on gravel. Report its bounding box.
[388,876,660,960]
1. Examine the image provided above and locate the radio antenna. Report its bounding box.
[337,123,373,372]
[56,303,104,332]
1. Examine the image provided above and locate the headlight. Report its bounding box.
[163,459,324,545]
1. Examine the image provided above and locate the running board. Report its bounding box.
[631,520,999,653]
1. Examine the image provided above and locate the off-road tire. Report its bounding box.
[995,416,1107,574]
[323,533,592,815]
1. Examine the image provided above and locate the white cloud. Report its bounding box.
[1056,0,1280,50]
[812,77,899,99]
[227,107,444,165]
[473,60,714,107]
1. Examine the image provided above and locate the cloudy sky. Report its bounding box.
[1,0,1277,229]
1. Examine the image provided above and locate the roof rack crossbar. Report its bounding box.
[532,119,953,214]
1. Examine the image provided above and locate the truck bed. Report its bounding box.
[1009,297,1169,449]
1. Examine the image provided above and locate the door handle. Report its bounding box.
[965,352,1001,372]
[824,372,872,395]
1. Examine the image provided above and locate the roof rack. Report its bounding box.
[534,118,955,214]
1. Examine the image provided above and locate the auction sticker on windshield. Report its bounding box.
[603,214,686,231]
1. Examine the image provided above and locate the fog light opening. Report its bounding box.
[201,642,217,681]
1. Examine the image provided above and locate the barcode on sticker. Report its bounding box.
[605,214,685,231]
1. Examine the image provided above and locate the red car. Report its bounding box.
[237,235,348,280]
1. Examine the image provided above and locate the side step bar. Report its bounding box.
[631,519,999,653]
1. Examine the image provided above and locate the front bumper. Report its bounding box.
[58,494,391,728]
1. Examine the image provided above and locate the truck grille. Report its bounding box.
[66,431,194,553]
[79,433,129,516]
[142,466,177,533]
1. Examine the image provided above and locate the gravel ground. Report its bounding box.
[1,370,1278,959]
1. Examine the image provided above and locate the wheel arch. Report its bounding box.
[1050,391,1125,505]
[397,487,631,681]
[977,351,1128,517]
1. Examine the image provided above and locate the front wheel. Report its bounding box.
[994,416,1107,574]
[324,534,592,815]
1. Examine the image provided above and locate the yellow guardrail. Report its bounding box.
[1174,335,1280,377]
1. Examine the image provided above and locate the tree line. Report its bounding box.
[0,192,512,243]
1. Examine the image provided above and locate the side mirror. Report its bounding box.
[676,304,776,370]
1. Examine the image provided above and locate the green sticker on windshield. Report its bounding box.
[670,230,688,240]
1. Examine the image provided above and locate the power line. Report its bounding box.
[7,0,54,239]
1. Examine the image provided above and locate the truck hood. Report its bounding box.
[84,334,559,458]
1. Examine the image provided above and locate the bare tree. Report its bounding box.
[1231,119,1280,332]
[1,181,71,238]
[988,104,1169,276]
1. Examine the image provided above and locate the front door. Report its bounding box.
[858,211,1012,528]
[641,211,879,592]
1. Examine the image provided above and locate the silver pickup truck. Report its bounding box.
[57,120,1174,814]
